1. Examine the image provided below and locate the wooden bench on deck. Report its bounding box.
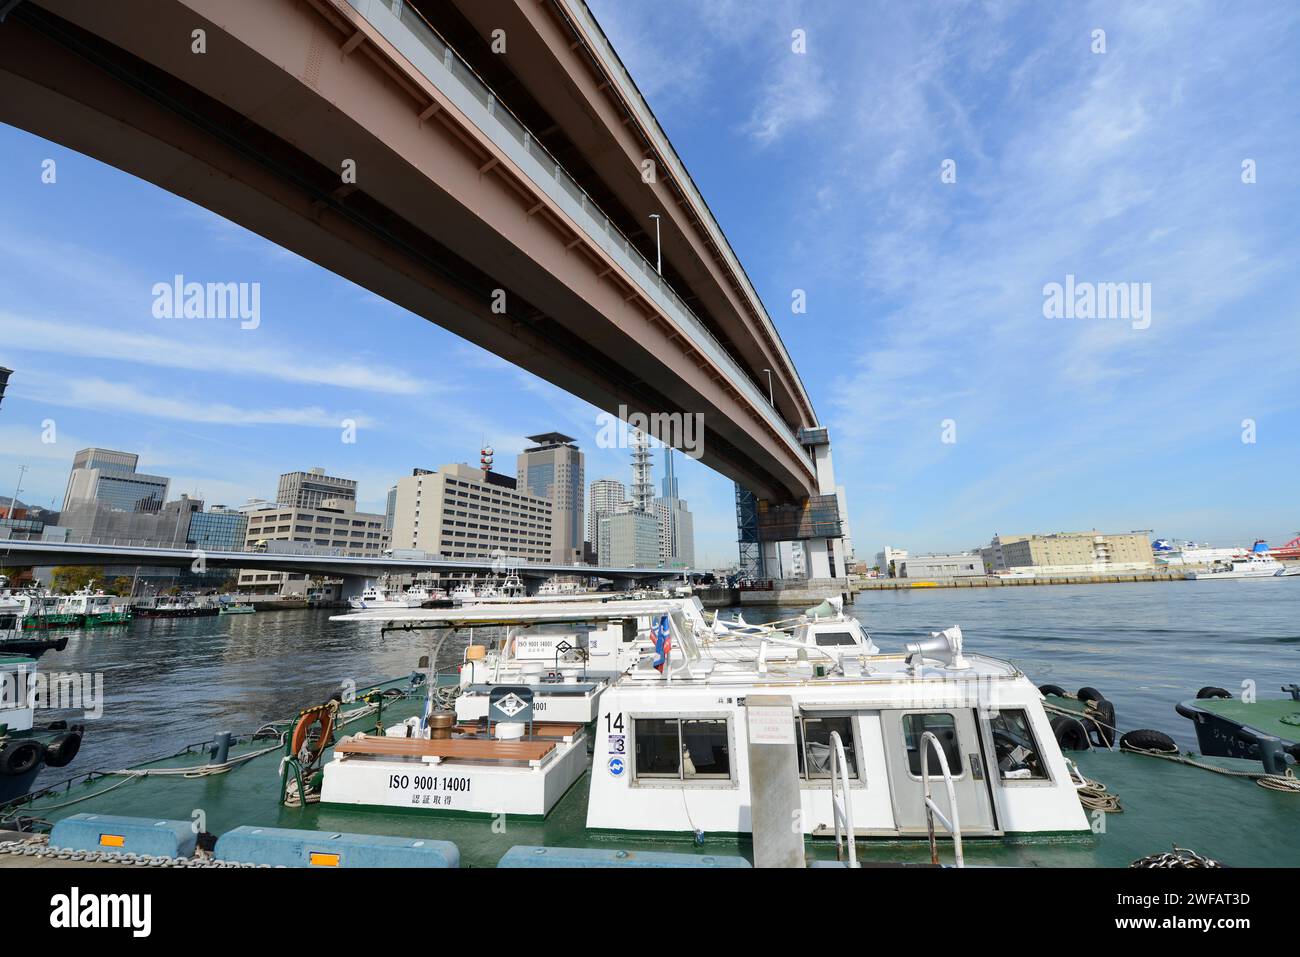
[450,721,584,740]
[336,735,557,765]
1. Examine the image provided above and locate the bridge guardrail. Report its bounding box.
[344,0,808,463]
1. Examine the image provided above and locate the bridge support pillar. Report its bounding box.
[800,427,845,580]
[339,575,373,602]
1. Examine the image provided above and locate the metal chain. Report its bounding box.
[0,839,266,868]
[1130,845,1223,868]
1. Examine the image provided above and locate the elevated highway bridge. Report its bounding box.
[0,0,846,578]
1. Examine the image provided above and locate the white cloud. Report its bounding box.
[0,312,427,396]
[16,373,369,430]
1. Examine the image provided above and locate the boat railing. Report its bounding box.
[919,731,965,868]
[828,730,858,867]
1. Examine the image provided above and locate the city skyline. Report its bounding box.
[1,2,1298,565]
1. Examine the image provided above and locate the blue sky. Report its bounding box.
[1,0,1297,566]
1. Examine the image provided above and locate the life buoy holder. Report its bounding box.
[290,701,339,766]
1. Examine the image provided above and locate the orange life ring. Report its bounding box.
[290,702,338,763]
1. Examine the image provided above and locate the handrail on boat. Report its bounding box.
[920,731,965,868]
[828,731,857,867]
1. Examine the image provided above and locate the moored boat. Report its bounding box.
[58,586,133,627]
[1186,541,1286,579]
[0,655,85,806]
[347,581,425,611]
[4,600,1297,869]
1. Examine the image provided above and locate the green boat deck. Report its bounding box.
[5,678,1298,868]
[1186,696,1300,743]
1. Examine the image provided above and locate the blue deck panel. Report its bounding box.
[50,813,197,858]
[215,825,459,868]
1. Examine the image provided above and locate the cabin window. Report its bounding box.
[797,715,857,779]
[813,631,858,647]
[633,717,732,783]
[634,718,682,777]
[990,709,1048,780]
[902,713,963,777]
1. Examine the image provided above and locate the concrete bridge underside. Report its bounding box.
[0,0,817,504]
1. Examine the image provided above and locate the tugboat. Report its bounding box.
[9,591,84,630]
[0,654,84,805]
[347,581,425,611]
[58,584,133,627]
[1175,683,1300,768]
[136,593,220,618]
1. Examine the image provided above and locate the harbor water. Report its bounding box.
[23,580,1300,789]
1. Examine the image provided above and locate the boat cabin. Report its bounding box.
[588,626,1091,840]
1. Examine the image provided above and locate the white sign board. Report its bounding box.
[747,705,795,745]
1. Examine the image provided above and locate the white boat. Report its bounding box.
[587,623,1088,844]
[348,583,425,610]
[538,578,581,596]
[449,581,477,605]
[1186,541,1285,579]
[403,583,445,605]
[323,598,1091,843]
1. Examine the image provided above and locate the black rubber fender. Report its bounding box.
[1120,729,1179,754]
[1086,697,1117,749]
[0,740,43,777]
[1050,715,1091,751]
[1196,686,1231,700]
[42,730,82,769]
[1077,686,1105,705]
[1038,684,1067,698]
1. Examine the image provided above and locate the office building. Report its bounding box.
[587,478,626,554]
[598,510,659,568]
[775,541,807,580]
[895,553,984,579]
[876,546,909,578]
[651,450,694,568]
[982,531,1154,575]
[62,448,169,513]
[384,485,398,531]
[59,494,199,546]
[186,505,249,553]
[237,496,387,595]
[517,433,583,565]
[277,467,357,509]
[391,463,552,563]
[661,448,679,499]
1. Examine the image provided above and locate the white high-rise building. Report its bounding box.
[653,496,694,568]
[587,478,627,554]
[651,448,694,568]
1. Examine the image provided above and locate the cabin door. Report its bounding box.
[880,709,997,836]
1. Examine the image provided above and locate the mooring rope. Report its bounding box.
[1123,745,1300,792]
[1065,758,1122,812]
